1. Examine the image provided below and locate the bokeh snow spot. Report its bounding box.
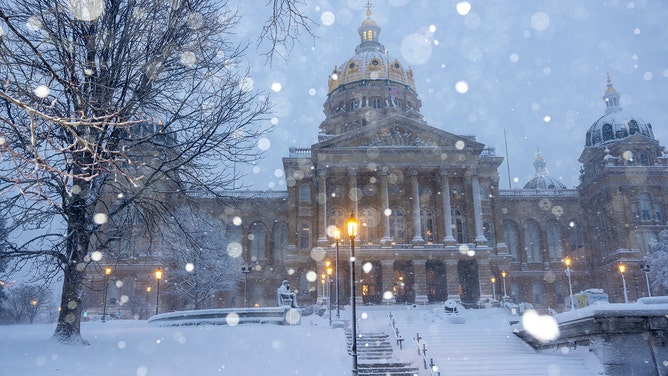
[285,308,301,325]
[93,212,108,225]
[400,34,432,65]
[34,85,50,98]
[226,312,240,326]
[454,81,468,94]
[362,262,373,274]
[310,247,326,262]
[306,270,317,282]
[257,137,271,151]
[530,12,550,31]
[67,0,106,21]
[521,309,559,343]
[456,2,471,16]
[321,11,335,26]
[226,242,242,258]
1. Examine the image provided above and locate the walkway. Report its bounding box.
[356,305,602,376]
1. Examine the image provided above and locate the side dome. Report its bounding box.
[585,78,654,147]
[523,148,566,190]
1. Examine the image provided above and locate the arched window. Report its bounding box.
[299,184,311,203]
[349,99,358,112]
[327,208,346,232]
[298,222,311,249]
[453,209,467,244]
[639,152,650,166]
[389,208,406,243]
[359,207,378,244]
[639,193,652,221]
[503,221,519,261]
[249,222,266,263]
[272,222,288,264]
[523,221,540,262]
[532,283,544,305]
[371,97,382,108]
[602,123,614,141]
[546,220,563,260]
[421,209,436,244]
[483,222,493,247]
[629,120,639,135]
[567,221,583,251]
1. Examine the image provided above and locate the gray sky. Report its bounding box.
[233,0,668,190]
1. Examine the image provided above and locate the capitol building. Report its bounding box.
[96,8,667,316]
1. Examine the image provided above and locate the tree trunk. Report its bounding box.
[53,262,87,344]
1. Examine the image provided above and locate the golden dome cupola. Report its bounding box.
[320,6,423,138]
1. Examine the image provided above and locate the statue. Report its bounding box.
[276,280,299,308]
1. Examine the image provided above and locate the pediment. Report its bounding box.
[314,115,484,152]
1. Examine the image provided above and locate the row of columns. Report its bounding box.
[316,167,488,246]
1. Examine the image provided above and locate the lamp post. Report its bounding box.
[618,263,628,303]
[501,271,508,300]
[346,212,359,375]
[146,286,151,319]
[327,264,333,325]
[155,267,163,315]
[334,227,341,319]
[241,265,252,307]
[102,267,112,323]
[641,264,652,297]
[490,277,496,301]
[564,257,575,311]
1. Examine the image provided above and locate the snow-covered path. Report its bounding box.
[357,305,604,376]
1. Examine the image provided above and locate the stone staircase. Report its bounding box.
[346,331,419,376]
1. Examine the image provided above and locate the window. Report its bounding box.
[602,123,613,141]
[359,207,377,244]
[371,97,381,108]
[639,152,650,166]
[483,222,493,247]
[523,221,541,262]
[299,184,310,202]
[249,222,266,263]
[453,209,466,243]
[327,208,346,231]
[532,283,544,305]
[348,99,358,112]
[298,222,311,249]
[272,222,288,264]
[546,220,563,260]
[389,208,405,243]
[629,119,639,134]
[653,202,663,222]
[503,221,519,261]
[639,193,652,221]
[421,209,436,243]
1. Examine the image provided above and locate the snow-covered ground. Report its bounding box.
[0,304,607,376]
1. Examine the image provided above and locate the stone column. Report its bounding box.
[379,168,392,246]
[413,259,428,299]
[470,173,487,244]
[381,260,395,303]
[348,167,358,218]
[440,168,456,245]
[317,169,329,246]
[410,169,424,246]
[446,259,461,302]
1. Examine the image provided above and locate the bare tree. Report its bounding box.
[161,206,242,310]
[3,283,52,324]
[0,0,312,343]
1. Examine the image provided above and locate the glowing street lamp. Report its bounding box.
[564,257,575,311]
[346,212,359,375]
[618,263,628,303]
[102,267,112,323]
[490,277,496,300]
[501,271,508,300]
[155,267,163,315]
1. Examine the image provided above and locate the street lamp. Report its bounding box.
[102,267,112,323]
[327,263,333,325]
[334,227,341,319]
[146,286,151,319]
[501,270,508,300]
[346,212,359,375]
[241,265,252,307]
[490,277,496,301]
[641,264,652,297]
[564,257,575,311]
[618,263,628,303]
[155,267,163,315]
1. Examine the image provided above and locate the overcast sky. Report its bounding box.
[233,0,668,190]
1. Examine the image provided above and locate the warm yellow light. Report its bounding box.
[105,267,112,275]
[618,264,626,274]
[146,286,151,293]
[31,299,37,306]
[346,213,359,237]
[564,257,571,267]
[327,267,333,276]
[501,271,507,278]
[491,277,496,283]
[334,228,341,240]
[325,260,331,268]
[155,268,163,280]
